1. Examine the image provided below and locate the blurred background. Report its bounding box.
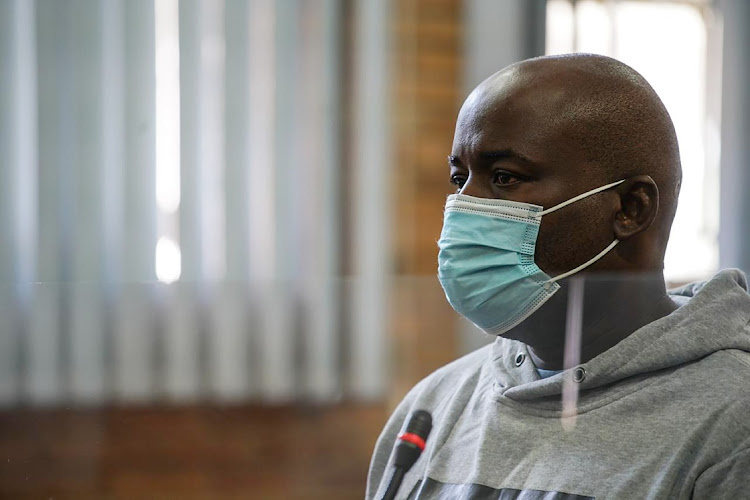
[0,0,748,498]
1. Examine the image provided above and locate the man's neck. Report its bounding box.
[505,272,678,371]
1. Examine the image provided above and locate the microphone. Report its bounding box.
[381,410,432,500]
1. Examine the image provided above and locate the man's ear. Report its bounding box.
[612,175,659,241]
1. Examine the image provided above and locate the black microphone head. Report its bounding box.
[393,409,433,471]
[404,409,432,440]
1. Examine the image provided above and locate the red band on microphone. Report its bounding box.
[398,432,426,451]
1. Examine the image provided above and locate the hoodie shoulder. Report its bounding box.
[392,341,494,417]
[669,268,749,300]
[422,341,494,386]
[366,342,494,499]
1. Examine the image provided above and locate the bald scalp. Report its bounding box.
[480,54,682,258]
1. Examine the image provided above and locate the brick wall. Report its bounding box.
[0,404,386,499]
[389,0,466,404]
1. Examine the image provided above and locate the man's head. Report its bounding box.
[448,54,682,275]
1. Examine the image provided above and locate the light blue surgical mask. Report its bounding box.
[437,180,625,335]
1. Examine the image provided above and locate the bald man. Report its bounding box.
[367,54,750,499]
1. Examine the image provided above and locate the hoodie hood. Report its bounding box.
[490,269,750,410]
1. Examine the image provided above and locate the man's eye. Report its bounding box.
[493,171,521,186]
[450,175,467,189]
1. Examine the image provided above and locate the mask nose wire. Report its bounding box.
[532,179,626,218]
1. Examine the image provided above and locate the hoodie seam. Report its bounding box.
[491,373,666,417]
[725,348,750,370]
[694,446,750,485]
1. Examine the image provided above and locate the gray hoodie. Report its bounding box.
[367,269,750,499]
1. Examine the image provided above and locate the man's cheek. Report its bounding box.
[533,223,568,276]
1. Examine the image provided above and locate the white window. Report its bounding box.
[546,0,721,283]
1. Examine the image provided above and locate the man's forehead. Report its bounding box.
[460,64,574,120]
[454,87,563,157]
[459,69,524,118]
[452,63,593,163]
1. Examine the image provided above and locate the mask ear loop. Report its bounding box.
[533,179,626,218]
[546,239,620,283]
[532,179,626,283]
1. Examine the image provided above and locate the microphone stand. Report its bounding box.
[381,467,406,500]
[379,410,432,500]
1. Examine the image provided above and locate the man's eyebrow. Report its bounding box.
[479,149,539,166]
[447,149,540,167]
